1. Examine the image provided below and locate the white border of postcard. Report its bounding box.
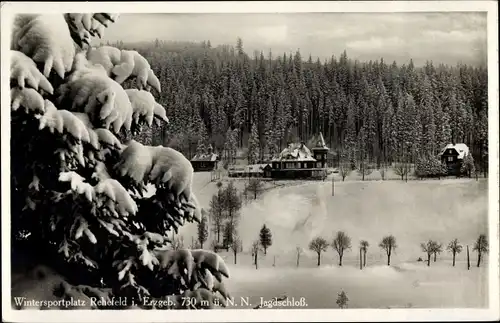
[1,1,499,322]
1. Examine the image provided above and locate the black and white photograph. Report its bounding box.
[1,1,499,322]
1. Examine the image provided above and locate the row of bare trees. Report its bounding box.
[307,233,488,268]
[308,233,397,267]
[420,235,488,269]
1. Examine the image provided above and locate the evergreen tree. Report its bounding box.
[209,188,225,243]
[222,181,242,247]
[10,13,229,309]
[197,212,209,249]
[247,122,260,164]
[259,224,273,255]
[336,291,349,309]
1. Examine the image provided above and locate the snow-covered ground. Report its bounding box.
[187,174,489,308]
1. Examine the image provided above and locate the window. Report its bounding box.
[448,157,453,162]
[316,162,322,168]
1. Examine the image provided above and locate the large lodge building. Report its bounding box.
[269,133,329,180]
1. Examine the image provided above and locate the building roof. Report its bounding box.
[311,132,329,150]
[272,142,317,162]
[191,152,218,162]
[439,143,470,159]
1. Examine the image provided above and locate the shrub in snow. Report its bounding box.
[10,13,230,309]
[415,155,447,178]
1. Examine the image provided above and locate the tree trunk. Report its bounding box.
[339,253,343,266]
[363,250,367,267]
[296,253,300,268]
[477,251,481,268]
[433,252,437,262]
[387,250,391,266]
[317,252,321,266]
[452,252,456,267]
[254,252,258,269]
[427,254,431,267]
[467,245,470,270]
[264,246,267,255]
[359,248,362,270]
[234,250,237,264]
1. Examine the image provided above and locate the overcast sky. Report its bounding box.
[102,12,487,66]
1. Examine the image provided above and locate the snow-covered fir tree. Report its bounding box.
[197,211,209,249]
[247,122,260,164]
[259,224,272,255]
[10,13,230,309]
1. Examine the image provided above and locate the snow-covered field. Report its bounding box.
[186,174,489,309]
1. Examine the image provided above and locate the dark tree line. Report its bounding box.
[107,38,488,173]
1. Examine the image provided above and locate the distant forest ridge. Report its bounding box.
[103,38,489,171]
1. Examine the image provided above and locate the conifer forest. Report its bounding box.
[114,38,488,172]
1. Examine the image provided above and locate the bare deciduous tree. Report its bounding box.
[309,237,329,266]
[394,162,410,181]
[379,166,387,180]
[379,235,397,266]
[332,231,352,266]
[357,160,373,181]
[230,234,242,265]
[339,162,351,181]
[246,178,264,200]
[251,240,260,269]
[432,242,443,262]
[473,234,488,267]
[296,246,303,268]
[421,240,438,267]
[447,238,463,267]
